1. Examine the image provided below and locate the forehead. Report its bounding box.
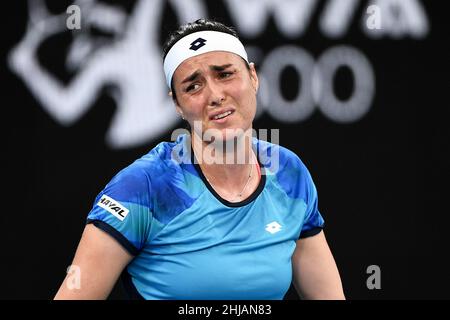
[173,51,245,81]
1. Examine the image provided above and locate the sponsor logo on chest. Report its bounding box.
[265,221,282,234]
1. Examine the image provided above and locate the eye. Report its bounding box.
[185,83,201,92]
[219,71,233,79]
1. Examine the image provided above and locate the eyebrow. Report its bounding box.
[210,64,233,72]
[181,71,201,84]
[181,64,234,84]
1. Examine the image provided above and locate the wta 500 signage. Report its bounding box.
[8,0,429,148]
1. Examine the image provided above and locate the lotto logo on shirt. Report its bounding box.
[97,195,129,221]
[265,221,282,234]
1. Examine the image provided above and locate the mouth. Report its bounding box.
[209,109,235,123]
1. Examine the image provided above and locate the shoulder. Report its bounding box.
[255,138,316,199]
[104,138,181,199]
[255,138,309,176]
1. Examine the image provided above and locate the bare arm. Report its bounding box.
[292,230,345,300]
[54,224,133,300]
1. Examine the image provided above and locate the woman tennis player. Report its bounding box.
[55,19,345,300]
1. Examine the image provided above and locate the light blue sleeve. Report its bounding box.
[86,166,153,255]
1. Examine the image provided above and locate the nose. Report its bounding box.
[206,80,225,107]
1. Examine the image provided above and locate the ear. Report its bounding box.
[175,104,184,119]
[170,90,185,120]
[249,62,259,93]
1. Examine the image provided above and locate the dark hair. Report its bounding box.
[163,19,249,102]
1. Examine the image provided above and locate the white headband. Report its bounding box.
[163,31,249,88]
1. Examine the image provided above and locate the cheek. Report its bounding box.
[179,96,206,119]
[234,85,257,117]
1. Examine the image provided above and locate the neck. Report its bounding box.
[191,129,256,188]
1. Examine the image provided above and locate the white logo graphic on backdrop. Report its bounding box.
[363,0,429,38]
[8,0,206,148]
[225,0,428,39]
[8,0,429,149]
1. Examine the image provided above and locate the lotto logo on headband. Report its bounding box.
[163,31,249,87]
[189,38,207,51]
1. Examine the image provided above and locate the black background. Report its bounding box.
[1,0,448,299]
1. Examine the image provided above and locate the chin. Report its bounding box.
[203,125,252,146]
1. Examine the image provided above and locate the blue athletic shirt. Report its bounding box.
[86,133,324,299]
